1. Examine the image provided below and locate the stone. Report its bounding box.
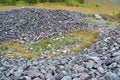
[86,61,95,69]
[61,76,72,80]
[105,72,118,80]
[112,51,120,57]
[14,68,23,79]
[20,76,31,80]
[80,73,90,80]
[97,67,105,74]
[74,66,85,73]
[73,78,81,80]
[0,72,4,80]
[109,62,117,69]
[89,56,100,62]
[90,78,97,80]
[33,77,41,80]
[94,14,103,20]
[41,69,47,74]
[46,73,54,79]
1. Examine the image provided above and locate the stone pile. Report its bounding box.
[0,8,120,80]
[0,8,87,43]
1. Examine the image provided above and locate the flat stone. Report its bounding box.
[61,76,72,80]
[89,56,100,62]
[112,51,120,57]
[86,61,95,69]
[33,77,42,80]
[90,78,97,80]
[105,72,118,80]
[97,67,105,74]
[109,62,117,69]
[80,73,90,80]
[74,65,85,73]
[73,78,81,80]
[20,76,31,80]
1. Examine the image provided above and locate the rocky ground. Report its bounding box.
[0,8,88,44]
[0,8,120,80]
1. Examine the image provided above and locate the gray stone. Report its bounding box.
[105,72,118,80]
[97,67,105,74]
[89,56,100,62]
[90,78,97,80]
[61,76,72,80]
[109,62,117,69]
[41,69,47,74]
[20,76,31,80]
[73,78,81,80]
[80,73,90,80]
[33,77,42,80]
[86,61,95,69]
[112,51,120,57]
[14,68,23,79]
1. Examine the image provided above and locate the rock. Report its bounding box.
[105,72,118,80]
[14,68,23,79]
[0,72,4,80]
[109,62,117,69]
[33,77,42,80]
[89,56,100,62]
[86,60,95,69]
[61,76,72,80]
[112,51,120,57]
[20,76,31,80]
[90,78,97,80]
[97,67,105,74]
[74,66,85,73]
[80,73,90,80]
[73,78,81,80]
[45,73,54,79]
[55,72,64,80]
[41,69,47,74]
[94,14,103,20]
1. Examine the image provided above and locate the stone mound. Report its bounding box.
[0,8,87,43]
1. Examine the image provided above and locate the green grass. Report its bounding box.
[0,30,99,59]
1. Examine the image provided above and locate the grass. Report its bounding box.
[0,30,99,59]
[0,41,38,59]
[0,1,120,15]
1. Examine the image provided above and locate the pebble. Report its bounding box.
[86,60,95,69]
[80,73,90,80]
[109,62,117,69]
[97,67,105,74]
[73,78,81,80]
[105,72,118,80]
[61,76,72,80]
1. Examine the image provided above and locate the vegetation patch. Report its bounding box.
[0,30,99,59]
[87,13,120,27]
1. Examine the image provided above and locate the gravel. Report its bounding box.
[0,8,120,80]
[0,8,87,43]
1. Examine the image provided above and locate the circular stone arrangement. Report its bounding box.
[0,8,120,80]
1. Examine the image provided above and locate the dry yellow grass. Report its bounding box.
[0,41,38,59]
[0,2,120,15]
